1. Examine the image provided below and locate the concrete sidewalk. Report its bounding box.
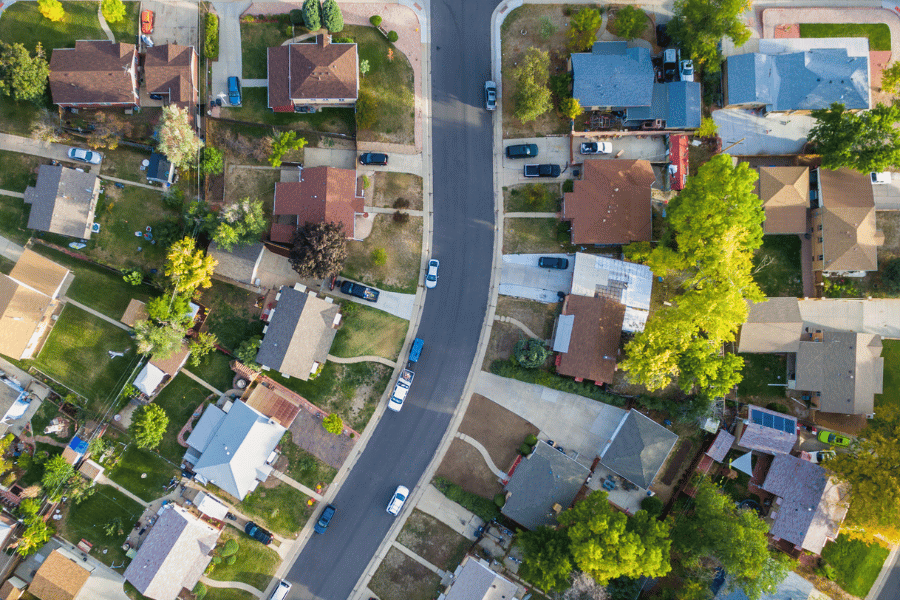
[64,299,131,331]
[0,234,24,262]
[416,484,484,540]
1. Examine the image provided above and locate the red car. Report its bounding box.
[141,10,154,35]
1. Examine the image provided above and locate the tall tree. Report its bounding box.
[165,237,216,295]
[882,61,900,94]
[188,331,219,367]
[808,102,900,173]
[513,47,553,123]
[289,221,348,278]
[146,293,193,328]
[130,404,169,450]
[235,336,262,369]
[101,0,126,23]
[213,199,268,251]
[41,455,75,495]
[0,42,49,103]
[667,0,751,72]
[302,0,322,31]
[611,6,648,40]
[157,104,203,168]
[567,8,603,52]
[321,0,344,33]
[200,146,224,175]
[519,526,574,592]
[133,320,185,358]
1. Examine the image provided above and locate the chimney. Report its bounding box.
[319,34,329,48]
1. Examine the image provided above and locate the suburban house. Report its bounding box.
[267,34,359,112]
[24,165,101,239]
[0,250,70,360]
[208,242,266,286]
[553,295,625,385]
[255,285,341,380]
[562,160,655,246]
[27,548,90,600]
[270,166,365,244]
[760,453,850,554]
[133,343,192,398]
[441,556,520,600]
[724,38,871,112]
[502,440,590,529]
[811,168,882,275]
[49,41,139,108]
[735,405,797,455]
[570,253,653,332]
[145,153,175,186]
[571,41,701,128]
[143,44,199,112]
[599,409,678,490]
[757,166,810,235]
[184,399,286,500]
[123,504,221,600]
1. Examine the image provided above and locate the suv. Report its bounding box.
[506,144,538,159]
[244,521,273,545]
[539,256,569,269]
[359,152,388,166]
[314,504,336,534]
[679,59,694,82]
[387,485,409,516]
[341,281,379,302]
[227,76,241,105]
[484,80,497,111]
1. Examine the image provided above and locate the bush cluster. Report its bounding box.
[432,477,500,521]
[204,13,219,60]
[490,359,626,405]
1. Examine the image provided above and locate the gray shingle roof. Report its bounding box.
[572,42,653,109]
[795,331,882,415]
[625,81,701,129]
[208,242,265,284]
[600,409,678,488]
[23,165,99,239]
[445,557,518,600]
[147,153,174,184]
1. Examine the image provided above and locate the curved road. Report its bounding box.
[284,0,496,598]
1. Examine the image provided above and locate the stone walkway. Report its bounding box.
[271,470,324,501]
[176,400,208,448]
[201,576,264,598]
[0,189,24,199]
[64,299,131,331]
[95,473,150,508]
[454,432,508,481]
[364,206,425,217]
[327,354,398,368]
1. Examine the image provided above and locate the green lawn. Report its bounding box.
[799,23,891,51]
[737,354,788,400]
[107,444,179,501]
[188,350,236,392]
[753,236,803,297]
[205,589,257,600]
[240,19,291,80]
[240,481,312,537]
[0,150,46,245]
[151,374,212,463]
[0,96,49,137]
[876,339,900,410]
[821,534,889,597]
[208,526,281,591]
[330,303,408,360]
[31,305,139,413]
[224,87,356,136]
[279,433,337,488]
[0,1,104,52]
[503,218,567,254]
[341,215,422,294]
[505,183,562,213]
[107,1,139,43]
[200,281,264,351]
[57,484,145,568]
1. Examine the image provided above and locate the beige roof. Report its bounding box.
[819,168,882,272]
[149,342,191,376]
[78,459,104,481]
[737,298,802,353]
[757,166,809,234]
[120,299,149,327]
[29,550,90,600]
[9,250,69,298]
[0,579,23,600]
[795,331,882,415]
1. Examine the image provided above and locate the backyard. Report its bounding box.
[207,526,281,591]
[107,442,180,502]
[57,484,145,568]
[200,281,265,352]
[0,1,105,52]
[0,151,46,245]
[151,374,213,464]
[752,235,803,297]
[737,353,788,402]
[875,339,900,410]
[330,303,408,360]
[224,165,279,207]
[820,534,890,597]
[799,23,891,51]
[188,350,237,393]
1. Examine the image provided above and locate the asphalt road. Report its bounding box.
[283,0,497,598]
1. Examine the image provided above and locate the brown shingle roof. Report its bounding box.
[562,159,654,245]
[144,44,198,109]
[819,168,882,272]
[29,550,90,600]
[272,167,363,239]
[120,299,149,327]
[149,341,191,376]
[23,165,100,239]
[757,166,809,234]
[49,41,138,106]
[267,35,358,107]
[556,295,625,384]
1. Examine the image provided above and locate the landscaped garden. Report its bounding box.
[207,526,281,591]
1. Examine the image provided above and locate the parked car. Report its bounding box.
[141,10,154,35]
[425,259,439,289]
[314,504,336,534]
[67,147,101,165]
[341,281,379,302]
[359,152,389,166]
[141,34,154,48]
[809,450,836,464]
[269,581,292,600]
[871,171,892,184]
[244,521,273,545]
[505,144,538,159]
[818,430,851,447]
[538,256,569,269]
[386,485,409,516]
[580,141,612,155]
[524,164,561,178]
[656,23,672,47]
[227,76,241,105]
[663,48,680,81]
[484,80,497,111]
[679,59,695,82]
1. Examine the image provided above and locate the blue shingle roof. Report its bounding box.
[572,42,654,109]
[625,81,701,129]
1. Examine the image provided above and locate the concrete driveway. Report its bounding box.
[574,135,668,163]
[501,136,571,186]
[499,253,573,303]
[330,279,415,320]
[714,108,815,156]
[210,1,250,104]
[142,0,198,47]
[304,147,357,170]
[357,152,423,177]
[0,133,102,174]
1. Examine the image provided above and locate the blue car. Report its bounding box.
[227,76,241,105]
[314,504,336,534]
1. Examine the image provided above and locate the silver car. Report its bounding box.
[67,147,101,164]
[387,485,409,516]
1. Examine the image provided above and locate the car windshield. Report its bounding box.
[426,274,436,281]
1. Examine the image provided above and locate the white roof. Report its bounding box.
[553,314,575,352]
[193,491,229,520]
[571,253,653,330]
[134,363,166,395]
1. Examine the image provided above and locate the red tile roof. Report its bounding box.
[272,166,363,240]
[49,41,138,106]
[267,35,358,107]
[669,134,688,191]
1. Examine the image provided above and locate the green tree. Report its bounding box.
[567,8,603,52]
[17,518,53,556]
[235,337,262,369]
[37,0,64,22]
[559,97,583,120]
[519,526,573,591]
[130,404,169,450]
[0,42,49,103]
[101,0,126,23]
[146,293,193,328]
[122,268,143,286]
[667,0,751,72]
[133,320,186,358]
[41,455,75,495]
[213,199,267,251]
[371,247,387,266]
[302,0,321,30]
[696,116,718,138]
[289,9,303,26]
[321,0,343,32]
[269,131,308,167]
[323,414,343,435]
[288,221,348,278]
[165,237,216,295]
[387,30,398,43]
[808,102,900,173]
[157,104,203,168]
[370,15,382,27]
[882,61,900,94]
[356,90,378,129]
[204,13,219,60]
[611,6,648,40]
[359,59,370,77]
[513,338,550,369]
[200,147,224,175]
[189,332,219,367]
[513,47,553,123]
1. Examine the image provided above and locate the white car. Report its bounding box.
[580,141,612,155]
[387,485,409,516]
[67,147,101,165]
[809,450,836,464]
[679,59,694,82]
[425,259,439,289]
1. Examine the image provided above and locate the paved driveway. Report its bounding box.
[210,1,250,104]
[576,135,668,163]
[713,109,815,156]
[0,133,102,174]
[330,279,416,320]
[499,253,573,303]
[501,136,571,186]
[356,152,423,177]
[142,0,198,46]
[304,148,357,170]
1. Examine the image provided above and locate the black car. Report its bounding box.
[505,143,538,159]
[341,281,379,302]
[359,152,388,166]
[539,256,569,269]
[244,521,273,545]
[524,164,561,178]
[314,504,336,534]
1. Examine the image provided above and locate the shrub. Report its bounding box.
[38,0,64,21]
[611,5,648,39]
[882,257,900,294]
[225,554,237,565]
[371,248,387,267]
[341,300,358,318]
[524,433,538,446]
[221,538,239,557]
[493,493,506,507]
[289,9,303,25]
[641,495,664,517]
[122,269,143,286]
[519,443,533,456]
[356,90,378,129]
[323,414,343,435]
[696,117,718,138]
[101,0,126,23]
[539,16,556,40]
[392,211,410,224]
[433,477,500,520]
[562,179,574,193]
[361,175,371,189]
[370,15,382,26]
[387,31,399,43]
[321,0,343,32]
[204,13,220,60]
[490,359,627,405]
[513,338,550,369]
[302,0,321,30]
[393,198,410,209]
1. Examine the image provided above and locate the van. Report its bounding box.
[269,581,292,600]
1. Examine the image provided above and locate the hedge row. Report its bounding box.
[432,477,500,521]
[490,359,627,406]
[204,13,219,60]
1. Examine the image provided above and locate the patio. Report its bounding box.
[586,463,648,515]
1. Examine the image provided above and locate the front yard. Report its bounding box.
[820,534,890,597]
[799,23,891,51]
[371,172,423,210]
[223,88,356,137]
[57,484,145,568]
[238,481,312,537]
[330,303,408,360]
[504,183,562,213]
[503,218,568,254]
[207,526,281,591]
[396,510,469,572]
[278,433,337,488]
[342,214,422,293]
[368,546,443,600]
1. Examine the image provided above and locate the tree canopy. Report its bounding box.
[157,105,203,168]
[200,146,224,175]
[133,319,186,358]
[513,48,553,123]
[0,42,49,103]
[567,8,603,52]
[101,0,127,23]
[321,0,343,32]
[289,221,348,278]
[621,154,763,396]
[514,338,551,369]
[667,0,751,72]
[268,131,307,167]
[130,404,169,450]
[808,102,900,173]
[37,0,64,22]
[213,199,267,251]
[165,237,216,295]
[611,6,648,40]
[302,0,322,30]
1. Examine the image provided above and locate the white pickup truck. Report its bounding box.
[388,369,414,412]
